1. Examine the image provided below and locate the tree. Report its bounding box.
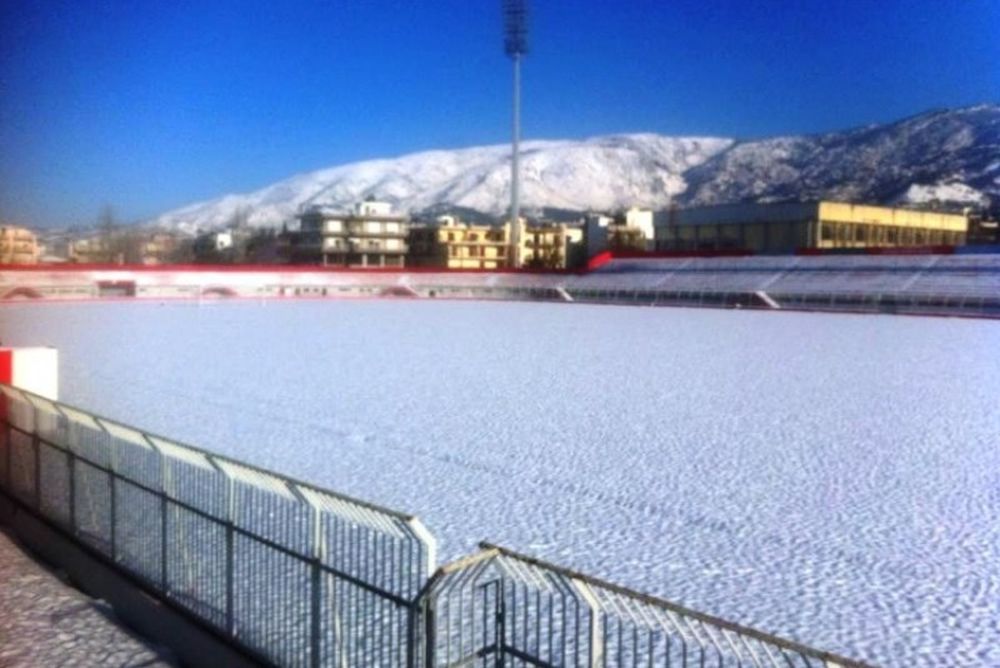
[93,205,133,263]
[227,205,251,230]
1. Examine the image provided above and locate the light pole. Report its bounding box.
[503,0,528,268]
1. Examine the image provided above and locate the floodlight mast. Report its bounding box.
[503,0,527,268]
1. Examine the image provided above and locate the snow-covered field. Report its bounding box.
[3,300,999,667]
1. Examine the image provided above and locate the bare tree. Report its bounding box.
[93,205,131,263]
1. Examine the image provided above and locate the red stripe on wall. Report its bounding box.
[0,350,12,385]
[0,350,10,421]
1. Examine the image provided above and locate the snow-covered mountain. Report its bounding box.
[153,104,1000,232]
[682,105,1000,208]
[153,135,732,232]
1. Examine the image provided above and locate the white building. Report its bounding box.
[624,207,654,247]
[213,231,234,251]
[583,207,654,257]
[294,198,409,267]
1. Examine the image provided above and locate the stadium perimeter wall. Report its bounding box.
[1,252,999,318]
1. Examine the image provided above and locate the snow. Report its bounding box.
[0,530,176,667]
[152,135,733,230]
[3,300,1000,667]
[149,104,1000,232]
[898,182,989,207]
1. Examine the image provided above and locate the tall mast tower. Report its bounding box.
[503,0,528,268]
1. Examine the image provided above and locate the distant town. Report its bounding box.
[2,197,998,269]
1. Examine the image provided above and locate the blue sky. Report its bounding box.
[1,0,997,228]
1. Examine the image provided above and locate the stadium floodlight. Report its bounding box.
[503,0,528,268]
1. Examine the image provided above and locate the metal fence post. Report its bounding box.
[423,597,437,668]
[161,457,169,592]
[144,435,170,592]
[289,483,324,668]
[4,421,10,492]
[406,600,420,668]
[106,424,118,562]
[572,578,604,668]
[32,428,41,510]
[226,476,236,637]
[225,466,235,637]
[494,578,506,668]
[53,406,77,533]
[310,505,322,668]
[208,456,236,637]
[68,449,76,532]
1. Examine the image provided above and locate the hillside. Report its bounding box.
[152,104,1000,232]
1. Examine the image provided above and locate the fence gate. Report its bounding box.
[422,549,598,668]
[425,576,507,668]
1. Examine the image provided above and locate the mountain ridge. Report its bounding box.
[152,104,1000,232]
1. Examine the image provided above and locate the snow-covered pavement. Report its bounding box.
[2,300,998,667]
[0,527,175,667]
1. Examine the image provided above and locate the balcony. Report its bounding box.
[348,227,408,239]
[350,246,408,256]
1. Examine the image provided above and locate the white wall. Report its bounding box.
[625,208,654,246]
[2,347,59,400]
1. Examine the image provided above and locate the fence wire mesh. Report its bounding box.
[0,383,434,668]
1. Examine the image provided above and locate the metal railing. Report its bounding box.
[0,382,872,667]
[562,287,1000,317]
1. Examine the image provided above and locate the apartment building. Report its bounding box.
[409,216,585,270]
[519,219,584,269]
[0,225,39,264]
[409,216,511,269]
[293,199,409,267]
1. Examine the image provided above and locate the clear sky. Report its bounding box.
[1,0,997,228]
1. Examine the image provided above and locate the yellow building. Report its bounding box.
[409,216,511,269]
[0,225,40,264]
[654,201,968,253]
[69,237,115,263]
[409,217,585,270]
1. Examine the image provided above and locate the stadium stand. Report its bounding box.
[2,252,999,316]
